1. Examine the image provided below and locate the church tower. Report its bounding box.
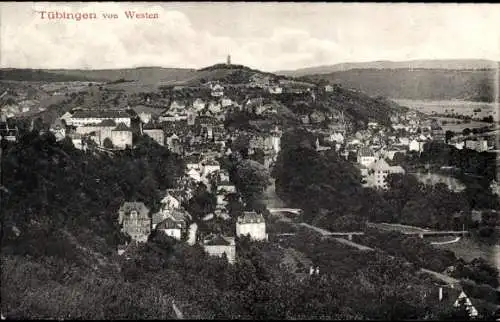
[227,54,231,65]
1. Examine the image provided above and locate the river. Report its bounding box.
[264,179,499,271]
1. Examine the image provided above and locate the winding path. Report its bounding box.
[430,237,461,245]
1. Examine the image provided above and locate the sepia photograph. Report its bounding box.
[0,2,499,320]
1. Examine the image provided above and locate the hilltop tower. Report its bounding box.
[227,54,231,65]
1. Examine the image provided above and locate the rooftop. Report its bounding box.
[203,234,235,246]
[119,202,149,215]
[237,211,265,224]
[112,122,132,131]
[72,109,132,119]
[358,147,375,157]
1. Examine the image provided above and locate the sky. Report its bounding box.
[1,2,500,71]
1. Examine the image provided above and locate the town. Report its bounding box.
[0,56,499,318]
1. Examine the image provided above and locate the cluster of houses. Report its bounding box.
[117,143,271,264]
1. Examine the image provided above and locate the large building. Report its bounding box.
[236,211,268,241]
[360,158,405,190]
[118,202,151,243]
[75,119,116,146]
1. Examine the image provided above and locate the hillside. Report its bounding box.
[0,67,197,84]
[276,59,499,77]
[300,68,498,102]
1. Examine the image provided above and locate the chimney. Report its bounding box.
[439,287,443,301]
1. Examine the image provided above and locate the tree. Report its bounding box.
[445,130,454,143]
[233,159,271,204]
[462,128,471,136]
[103,138,114,149]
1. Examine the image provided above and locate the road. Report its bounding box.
[298,223,373,251]
[262,179,463,287]
[430,237,461,245]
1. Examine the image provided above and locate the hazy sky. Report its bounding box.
[1,2,499,71]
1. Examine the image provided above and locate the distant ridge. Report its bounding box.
[0,67,197,84]
[276,59,499,77]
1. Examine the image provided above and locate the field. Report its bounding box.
[367,222,430,233]
[393,99,497,118]
[435,117,492,132]
[433,237,499,267]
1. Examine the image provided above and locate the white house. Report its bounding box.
[211,84,224,97]
[160,191,182,211]
[409,139,426,152]
[221,98,233,107]
[357,147,377,167]
[208,101,222,114]
[465,139,488,152]
[193,98,206,111]
[202,160,221,177]
[187,168,202,182]
[236,211,268,241]
[202,234,236,264]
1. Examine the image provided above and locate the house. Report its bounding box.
[155,210,189,240]
[192,98,206,112]
[221,98,233,107]
[268,86,283,94]
[187,168,202,182]
[219,170,230,183]
[202,234,236,264]
[60,111,73,124]
[143,128,164,146]
[118,202,151,243]
[49,118,66,141]
[357,147,377,167]
[67,109,132,127]
[326,132,345,144]
[430,286,479,318]
[324,84,334,92]
[132,105,165,124]
[362,158,405,190]
[111,123,133,149]
[68,133,84,150]
[160,191,182,211]
[187,222,198,246]
[217,181,237,194]
[201,159,221,177]
[397,136,412,146]
[430,121,445,142]
[214,205,231,220]
[409,139,426,152]
[169,100,186,112]
[211,84,224,97]
[185,154,203,171]
[236,211,268,241]
[465,139,488,152]
[208,101,222,114]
